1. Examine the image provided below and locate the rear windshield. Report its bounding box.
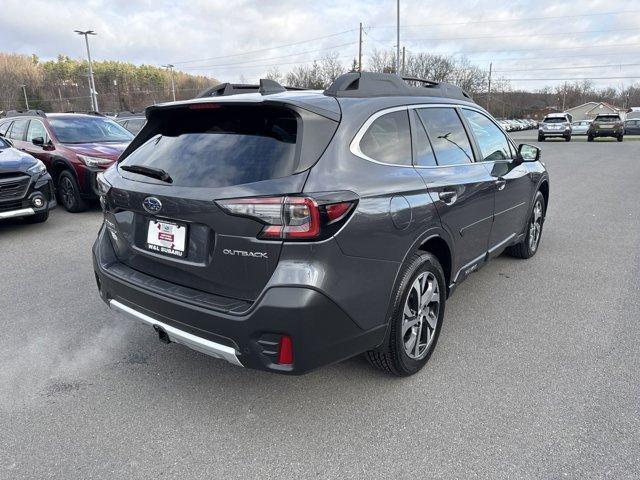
[49,116,133,144]
[543,117,567,123]
[120,106,302,188]
[595,115,620,122]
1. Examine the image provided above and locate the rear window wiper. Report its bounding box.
[120,164,173,183]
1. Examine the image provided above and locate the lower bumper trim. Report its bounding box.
[0,207,35,220]
[109,299,244,367]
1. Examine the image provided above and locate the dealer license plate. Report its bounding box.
[146,219,187,258]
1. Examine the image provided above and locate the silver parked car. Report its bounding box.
[571,120,591,135]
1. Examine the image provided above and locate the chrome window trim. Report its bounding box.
[349,105,412,168]
[350,103,490,169]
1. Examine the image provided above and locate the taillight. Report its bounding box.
[216,194,356,241]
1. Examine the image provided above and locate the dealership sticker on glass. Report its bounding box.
[146,219,187,257]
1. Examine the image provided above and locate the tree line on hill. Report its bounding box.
[1,50,638,118]
[0,53,215,114]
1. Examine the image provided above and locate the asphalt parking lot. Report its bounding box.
[1,132,639,479]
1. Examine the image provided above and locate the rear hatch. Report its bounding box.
[105,100,339,301]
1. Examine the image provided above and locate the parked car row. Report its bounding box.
[498,119,538,132]
[537,112,632,142]
[0,110,133,219]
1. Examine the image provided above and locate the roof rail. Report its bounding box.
[324,72,473,102]
[5,109,47,118]
[195,79,306,98]
[63,110,105,116]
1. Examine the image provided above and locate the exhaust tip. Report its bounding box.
[153,324,171,344]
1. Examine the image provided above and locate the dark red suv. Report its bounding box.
[0,111,133,212]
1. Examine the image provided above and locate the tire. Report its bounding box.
[366,252,446,376]
[538,134,545,142]
[507,191,545,260]
[565,135,571,142]
[587,135,594,142]
[617,135,623,142]
[57,170,87,213]
[23,210,49,223]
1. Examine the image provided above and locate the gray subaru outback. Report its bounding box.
[93,73,549,376]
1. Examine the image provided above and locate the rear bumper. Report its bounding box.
[539,129,570,137]
[109,299,243,366]
[589,128,623,138]
[93,227,384,374]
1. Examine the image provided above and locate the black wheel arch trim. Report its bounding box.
[374,227,454,350]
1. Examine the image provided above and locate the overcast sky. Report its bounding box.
[1,0,639,90]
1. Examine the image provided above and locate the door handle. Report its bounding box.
[495,178,507,191]
[438,189,457,204]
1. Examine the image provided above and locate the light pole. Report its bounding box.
[396,0,401,74]
[75,30,99,112]
[162,64,176,101]
[19,84,29,110]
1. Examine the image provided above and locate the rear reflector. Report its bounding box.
[277,335,294,365]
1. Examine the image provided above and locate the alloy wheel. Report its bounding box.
[529,200,543,252]
[60,177,75,209]
[402,272,440,360]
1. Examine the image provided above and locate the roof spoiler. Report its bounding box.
[195,79,306,98]
[323,72,473,102]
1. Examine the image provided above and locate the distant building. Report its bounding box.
[565,102,626,122]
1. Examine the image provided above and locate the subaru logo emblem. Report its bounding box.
[142,196,162,214]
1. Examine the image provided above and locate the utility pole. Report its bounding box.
[20,84,29,110]
[358,22,363,72]
[402,46,406,75]
[162,64,176,102]
[562,81,567,111]
[58,86,64,111]
[75,30,99,112]
[487,62,492,112]
[396,0,400,74]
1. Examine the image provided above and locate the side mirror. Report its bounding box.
[518,143,541,162]
[32,137,45,146]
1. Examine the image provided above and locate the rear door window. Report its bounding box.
[417,107,474,166]
[120,105,304,188]
[8,119,28,140]
[359,110,412,166]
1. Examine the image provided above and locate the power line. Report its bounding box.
[178,55,355,72]
[495,62,640,73]
[404,26,640,42]
[369,9,640,29]
[179,42,357,70]
[451,42,640,58]
[170,28,357,65]
[503,75,640,82]
[471,50,640,64]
